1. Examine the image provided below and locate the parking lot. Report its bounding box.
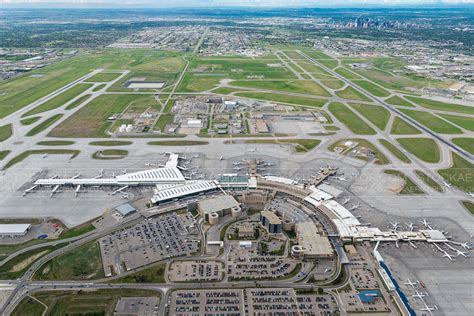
[99,212,200,275]
[168,260,224,282]
[171,289,244,315]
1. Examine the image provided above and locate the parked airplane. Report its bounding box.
[219,155,224,161]
[443,252,455,261]
[413,291,426,299]
[406,222,416,231]
[455,249,470,258]
[248,148,257,152]
[404,279,418,288]
[348,203,360,211]
[145,162,156,167]
[421,218,433,229]
[341,198,351,205]
[442,181,452,188]
[389,222,400,231]
[460,242,471,250]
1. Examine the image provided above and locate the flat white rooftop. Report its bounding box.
[0,224,31,235]
[151,180,218,204]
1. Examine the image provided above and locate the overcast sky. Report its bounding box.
[1,0,473,7]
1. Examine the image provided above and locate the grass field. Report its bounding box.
[89,140,132,146]
[84,72,121,82]
[438,114,474,132]
[329,138,389,164]
[385,95,414,107]
[12,289,160,316]
[335,67,361,79]
[37,140,75,146]
[243,139,321,153]
[0,124,12,142]
[92,149,128,160]
[349,103,390,130]
[211,87,248,94]
[235,92,326,107]
[154,113,175,132]
[320,79,345,90]
[26,114,63,137]
[390,117,421,135]
[112,263,166,283]
[0,150,10,161]
[352,80,390,97]
[3,149,80,170]
[178,74,221,92]
[438,152,473,192]
[462,201,474,215]
[400,109,462,134]
[297,61,333,76]
[229,80,331,97]
[20,116,41,125]
[35,241,104,281]
[64,94,92,110]
[23,83,92,117]
[148,140,209,146]
[397,138,440,163]
[414,170,443,192]
[328,102,376,135]
[49,94,155,137]
[452,138,474,155]
[406,96,474,115]
[335,86,371,102]
[378,139,411,163]
[384,170,424,195]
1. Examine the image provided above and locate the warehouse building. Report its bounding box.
[0,224,32,236]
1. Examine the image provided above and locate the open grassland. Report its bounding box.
[462,201,474,215]
[65,94,92,110]
[300,50,338,69]
[414,170,443,192]
[23,83,92,117]
[335,67,361,79]
[351,80,390,97]
[385,95,414,107]
[26,114,63,137]
[335,86,371,102]
[112,263,166,283]
[148,140,209,146]
[297,61,333,76]
[320,79,345,90]
[378,139,411,163]
[89,140,132,146]
[20,116,41,125]
[0,150,10,161]
[84,72,121,82]
[390,117,421,135]
[235,92,326,107]
[229,80,331,97]
[243,139,321,153]
[37,140,75,146]
[3,149,80,170]
[154,113,175,132]
[329,138,389,164]
[384,170,424,195]
[49,94,155,137]
[0,124,13,142]
[35,241,103,281]
[92,149,128,160]
[328,103,376,135]
[349,103,390,130]
[12,289,160,316]
[452,138,474,155]
[438,114,474,132]
[397,138,440,163]
[211,87,248,94]
[406,96,474,115]
[178,74,221,92]
[400,109,462,134]
[438,152,473,192]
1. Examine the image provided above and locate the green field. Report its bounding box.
[154,113,175,132]
[235,92,327,107]
[414,170,443,192]
[12,289,160,316]
[49,94,155,137]
[112,263,166,283]
[329,138,389,164]
[438,152,473,192]
[352,80,390,97]
[26,114,64,137]
[0,124,12,142]
[378,139,411,163]
[349,103,390,130]
[92,149,128,159]
[400,109,462,134]
[397,138,440,163]
[65,94,92,110]
[385,95,414,107]
[20,116,41,125]
[335,67,361,79]
[0,150,10,161]
[89,140,132,146]
[438,114,474,132]
[243,139,321,153]
[178,74,221,92]
[462,201,474,215]
[320,79,345,90]
[35,241,104,281]
[335,86,371,102]
[328,103,376,135]
[297,61,333,76]
[452,138,474,154]
[229,80,331,97]
[3,149,80,170]
[384,170,424,195]
[37,140,75,146]
[406,96,474,115]
[23,83,92,117]
[148,140,209,146]
[84,72,121,82]
[390,117,421,135]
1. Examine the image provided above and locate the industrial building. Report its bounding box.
[0,224,31,236]
[260,210,282,234]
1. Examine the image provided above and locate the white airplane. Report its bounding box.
[219,155,224,161]
[334,176,348,181]
[233,162,242,166]
[389,222,400,231]
[121,169,127,174]
[442,181,452,188]
[421,303,438,313]
[404,279,418,287]
[348,203,360,211]
[413,291,426,299]
[406,222,416,231]
[421,218,433,229]
[248,148,257,152]
[443,252,455,261]
[455,249,470,258]
[341,198,351,205]
[145,162,156,167]
[233,167,244,171]
[192,154,200,158]
[460,242,471,250]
